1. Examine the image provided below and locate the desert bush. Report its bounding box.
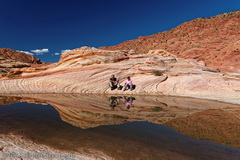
[153,70,163,76]
[152,106,164,112]
[7,74,21,78]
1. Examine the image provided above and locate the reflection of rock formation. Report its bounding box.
[0,94,201,128]
[0,47,239,105]
[0,96,21,105]
[0,94,240,147]
[1,94,240,148]
[2,101,240,160]
[53,103,130,129]
[164,109,240,148]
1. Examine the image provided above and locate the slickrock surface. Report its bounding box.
[0,134,96,160]
[100,10,240,73]
[0,47,239,104]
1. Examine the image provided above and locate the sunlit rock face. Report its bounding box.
[0,48,41,64]
[100,11,240,73]
[0,47,239,104]
[0,48,43,78]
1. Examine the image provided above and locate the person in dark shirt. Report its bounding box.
[109,74,120,90]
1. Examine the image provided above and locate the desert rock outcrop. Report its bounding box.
[0,47,239,105]
[0,48,43,78]
[100,10,240,73]
[0,48,41,64]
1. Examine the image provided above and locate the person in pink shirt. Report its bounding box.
[123,76,133,91]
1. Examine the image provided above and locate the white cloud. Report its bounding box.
[53,49,70,56]
[17,50,34,55]
[31,48,49,55]
[61,49,71,55]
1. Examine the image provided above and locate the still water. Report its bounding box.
[0,94,240,160]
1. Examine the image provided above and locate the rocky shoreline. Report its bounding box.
[0,134,114,160]
[0,134,90,160]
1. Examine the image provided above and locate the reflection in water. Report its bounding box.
[123,96,135,109]
[109,96,135,110]
[109,96,121,110]
[0,94,240,159]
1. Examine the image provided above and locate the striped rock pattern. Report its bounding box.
[0,47,239,104]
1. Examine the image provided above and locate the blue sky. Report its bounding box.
[0,0,239,62]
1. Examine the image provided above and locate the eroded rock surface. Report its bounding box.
[0,47,239,104]
[100,11,240,73]
[0,48,43,79]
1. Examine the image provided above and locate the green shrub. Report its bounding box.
[152,106,164,112]
[153,70,163,76]
[7,74,21,78]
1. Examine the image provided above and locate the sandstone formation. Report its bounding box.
[0,57,31,77]
[0,47,239,105]
[0,48,41,64]
[0,48,43,78]
[100,10,240,73]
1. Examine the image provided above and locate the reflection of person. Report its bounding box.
[123,96,135,109]
[109,96,120,110]
[123,76,133,91]
[109,74,121,90]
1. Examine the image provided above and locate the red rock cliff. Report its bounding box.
[0,48,41,64]
[100,10,240,73]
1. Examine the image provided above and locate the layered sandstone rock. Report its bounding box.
[0,47,239,104]
[0,56,31,77]
[0,48,41,64]
[100,10,240,73]
[0,48,43,78]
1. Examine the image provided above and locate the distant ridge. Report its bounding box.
[100,10,240,73]
[0,48,41,64]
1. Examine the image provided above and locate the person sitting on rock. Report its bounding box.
[123,76,134,91]
[109,74,121,90]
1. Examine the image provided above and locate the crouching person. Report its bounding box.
[123,76,134,91]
